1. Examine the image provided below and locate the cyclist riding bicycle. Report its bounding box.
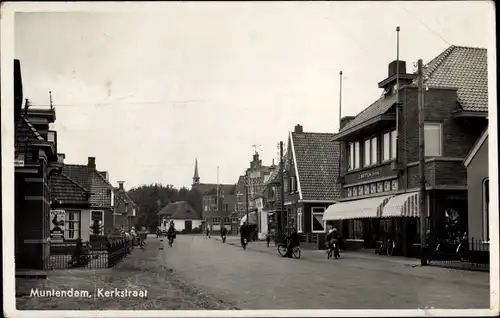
[326,227,340,258]
[283,227,299,258]
[167,221,176,241]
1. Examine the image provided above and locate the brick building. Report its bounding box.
[191,158,237,232]
[62,157,115,236]
[282,125,341,246]
[113,181,138,231]
[14,59,61,270]
[324,46,488,256]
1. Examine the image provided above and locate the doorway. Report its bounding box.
[184,220,193,233]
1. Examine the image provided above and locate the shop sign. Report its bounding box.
[50,210,65,242]
[358,170,381,180]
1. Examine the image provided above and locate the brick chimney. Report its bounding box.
[118,181,124,190]
[340,116,356,130]
[294,124,303,133]
[388,60,406,77]
[88,157,96,169]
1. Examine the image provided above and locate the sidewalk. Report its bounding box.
[213,235,421,267]
[16,240,238,310]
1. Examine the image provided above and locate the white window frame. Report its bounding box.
[64,210,80,240]
[482,178,489,242]
[364,137,378,167]
[311,207,326,233]
[390,130,397,160]
[424,122,443,157]
[90,210,105,235]
[364,139,371,167]
[297,207,304,233]
[383,132,391,162]
[354,141,360,169]
[371,136,378,165]
[383,131,397,161]
[348,142,354,170]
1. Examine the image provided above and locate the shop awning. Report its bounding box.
[240,212,258,225]
[323,195,394,221]
[381,191,422,218]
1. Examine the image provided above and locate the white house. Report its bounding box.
[160,201,202,233]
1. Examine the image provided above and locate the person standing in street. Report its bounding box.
[220,225,228,243]
[265,231,271,248]
[240,222,248,249]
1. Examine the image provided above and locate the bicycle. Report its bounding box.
[387,238,397,256]
[326,241,340,259]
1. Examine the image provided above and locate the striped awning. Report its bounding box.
[323,195,394,221]
[381,192,421,218]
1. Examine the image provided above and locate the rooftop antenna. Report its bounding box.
[395,26,401,165]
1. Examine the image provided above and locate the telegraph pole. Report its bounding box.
[417,59,428,266]
[245,171,249,227]
[279,141,285,240]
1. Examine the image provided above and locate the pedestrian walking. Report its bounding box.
[265,231,271,248]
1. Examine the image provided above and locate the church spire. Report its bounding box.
[193,158,200,185]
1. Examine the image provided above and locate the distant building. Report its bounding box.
[158,201,202,233]
[113,181,138,230]
[191,158,237,232]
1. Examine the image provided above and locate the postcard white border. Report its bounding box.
[1,1,498,317]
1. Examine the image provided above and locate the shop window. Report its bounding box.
[311,207,326,233]
[483,178,489,242]
[297,207,304,233]
[424,123,443,157]
[349,219,364,240]
[65,210,80,240]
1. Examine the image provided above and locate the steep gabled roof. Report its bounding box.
[422,46,487,112]
[290,131,341,202]
[15,117,45,162]
[338,45,487,136]
[63,164,113,208]
[162,201,201,220]
[464,127,489,167]
[49,173,90,206]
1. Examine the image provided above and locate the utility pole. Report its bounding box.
[279,141,285,240]
[395,26,401,165]
[245,171,249,227]
[417,59,428,266]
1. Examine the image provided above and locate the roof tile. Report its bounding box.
[422,45,487,112]
[291,132,341,201]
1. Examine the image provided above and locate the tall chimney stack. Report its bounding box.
[118,181,124,190]
[88,157,96,169]
[294,124,303,133]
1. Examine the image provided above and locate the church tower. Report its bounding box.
[193,158,200,185]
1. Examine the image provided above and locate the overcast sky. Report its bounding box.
[13,1,494,190]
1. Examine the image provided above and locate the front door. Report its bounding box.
[184,220,193,233]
